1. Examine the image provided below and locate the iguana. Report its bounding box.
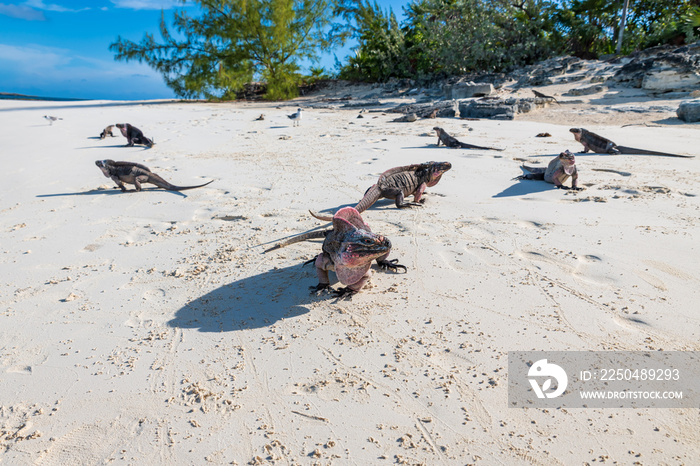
[532,89,560,105]
[100,125,116,139]
[95,160,213,192]
[433,127,503,151]
[309,161,452,221]
[265,207,406,296]
[116,123,154,148]
[569,128,693,158]
[514,150,581,190]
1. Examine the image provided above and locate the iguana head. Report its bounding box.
[432,126,443,135]
[330,207,392,286]
[421,161,452,187]
[558,150,576,174]
[569,128,585,142]
[95,159,115,177]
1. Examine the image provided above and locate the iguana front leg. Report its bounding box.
[310,253,368,297]
[111,176,128,191]
[310,253,332,294]
[384,188,423,208]
[412,183,428,204]
[551,169,582,191]
[570,171,581,190]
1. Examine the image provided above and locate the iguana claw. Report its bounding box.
[377,259,407,272]
[331,287,357,298]
[309,283,330,294]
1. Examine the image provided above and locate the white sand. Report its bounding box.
[1,78,699,464]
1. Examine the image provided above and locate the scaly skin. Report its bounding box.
[532,89,560,104]
[310,161,452,221]
[569,128,620,154]
[95,160,213,192]
[100,125,116,139]
[116,123,154,148]
[517,150,581,190]
[570,127,692,158]
[265,207,406,296]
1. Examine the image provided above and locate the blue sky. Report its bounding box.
[0,0,409,100]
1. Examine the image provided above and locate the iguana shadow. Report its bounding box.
[493,180,557,198]
[167,263,320,332]
[78,145,151,150]
[37,187,187,198]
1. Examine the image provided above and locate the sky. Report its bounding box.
[0,0,409,100]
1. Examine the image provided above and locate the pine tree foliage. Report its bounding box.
[110,0,347,100]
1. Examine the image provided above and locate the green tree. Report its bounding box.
[337,1,408,82]
[554,0,698,58]
[110,0,348,100]
[403,0,560,77]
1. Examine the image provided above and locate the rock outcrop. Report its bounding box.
[458,97,552,120]
[677,99,700,122]
[612,42,700,93]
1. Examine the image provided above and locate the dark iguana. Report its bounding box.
[532,89,560,105]
[309,161,452,221]
[265,207,406,296]
[569,128,693,158]
[116,123,154,148]
[433,127,503,151]
[514,150,581,190]
[95,160,213,192]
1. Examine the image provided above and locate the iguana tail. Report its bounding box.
[616,146,694,158]
[309,181,385,221]
[513,165,545,181]
[354,184,382,213]
[264,230,328,253]
[309,210,334,221]
[148,173,214,191]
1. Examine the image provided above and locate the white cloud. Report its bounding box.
[0,43,70,71]
[23,0,90,13]
[0,42,175,99]
[0,42,166,87]
[0,3,46,20]
[110,0,184,10]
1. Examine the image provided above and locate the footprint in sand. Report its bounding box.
[36,422,131,466]
[518,249,608,286]
[513,220,548,230]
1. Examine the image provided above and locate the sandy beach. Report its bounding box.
[1,76,699,464]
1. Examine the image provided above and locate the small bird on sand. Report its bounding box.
[44,115,62,125]
[287,108,302,127]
